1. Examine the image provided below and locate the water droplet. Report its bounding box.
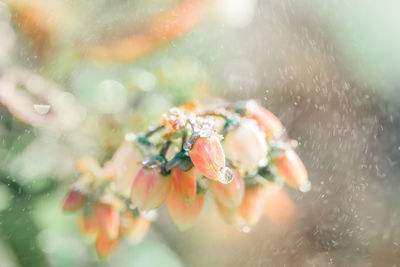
[289,139,298,148]
[124,133,136,142]
[33,104,51,115]
[142,210,158,221]
[199,126,213,137]
[218,167,233,184]
[240,225,251,233]
[257,157,268,167]
[183,142,192,151]
[299,181,311,192]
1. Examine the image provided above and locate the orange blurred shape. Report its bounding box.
[167,190,204,231]
[79,215,98,236]
[245,100,283,140]
[130,167,172,211]
[96,203,120,240]
[76,157,101,174]
[214,199,241,225]
[239,184,268,227]
[12,3,52,56]
[87,0,207,63]
[95,231,120,259]
[111,141,142,197]
[171,167,197,203]
[178,101,201,113]
[7,0,74,58]
[272,149,308,190]
[210,168,244,209]
[120,212,151,244]
[264,189,297,226]
[75,157,114,179]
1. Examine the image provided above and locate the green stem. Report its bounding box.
[145,125,164,137]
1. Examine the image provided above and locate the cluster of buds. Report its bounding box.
[62,100,309,257]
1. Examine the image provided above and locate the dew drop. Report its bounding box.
[142,210,158,221]
[183,142,192,151]
[240,225,251,233]
[299,181,311,192]
[218,167,233,184]
[257,157,268,167]
[199,126,213,137]
[124,133,136,142]
[33,104,51,115]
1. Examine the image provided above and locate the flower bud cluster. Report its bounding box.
[63,100,309,257]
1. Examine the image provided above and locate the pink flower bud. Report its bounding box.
[272,149,309,191]
[62,190,84,211]
[79,214,98,236]
[167,190,204,231]
[112,141,142,196]
[96,203,120,239]
[245,100,283,140]
[211,168,244,209]
[189,135,228,182]
[130,167,172,211]
[171,167,197,203]
[223,118,268,172]
[239,184,268,226]
[121,212,150,244]
[95,231,120,258]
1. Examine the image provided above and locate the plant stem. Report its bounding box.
[145,125,164,137]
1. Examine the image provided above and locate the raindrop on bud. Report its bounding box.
[299,181,311,192]
[218,167,233,184]
[183,141,192,151]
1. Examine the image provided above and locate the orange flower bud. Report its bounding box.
[79,214,98,236]
[239,184,268,226]
[62,190,84,211]
[264,189,297,226]
[130,167,172,211]
[189,135,231,183]
[214,199,241,225]
[223,118,268,172]
[121,212,150,244]
[171,167,197,203]
[211,168,244,209]
[112,141,142,196]
[95,231,120,258]
[272,149,309,191]
[96,203,120,239]
[245,100,283,139]
[167,190,204,231]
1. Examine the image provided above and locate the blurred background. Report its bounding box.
[0,0,400,266]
